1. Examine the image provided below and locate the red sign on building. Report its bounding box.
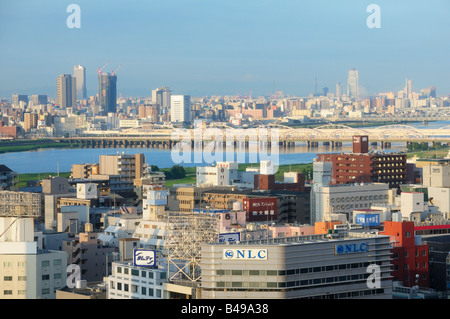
[243,197,277,222]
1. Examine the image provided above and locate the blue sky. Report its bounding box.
[0,0,449,98]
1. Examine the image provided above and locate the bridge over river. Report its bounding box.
[52,124,450,149]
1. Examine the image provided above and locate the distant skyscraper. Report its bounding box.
[98,72,117,115]
[73,65,87,99]
[152,87,171,115]
[405,78,412,99]
[336,82,342,99]
[56,74,76,108]
[31,95,48,106]
[347,68,359,98]
[11,94,28,108]
[170,95,191,123]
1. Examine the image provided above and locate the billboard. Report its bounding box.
[147,190,167,206]
[355,213,380,227]
[219,232,240,243]
[243,197,277,222]
[133,249,156,268]
[77,183,97,199]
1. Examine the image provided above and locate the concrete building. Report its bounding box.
[0,164,16,190]
[56,74,77,109]
[422,163,450,188]
[196,162,258,189]
[99,153,145,195]
[347,68,359,98]
[311,182,396,224]
[170,95,191,123]
[317,136,407,188]
[12,94,28,108]
[63,232,116,283]
[23,112,38,132]
[200,231,392,299]
[381,221,429,288]
[0,201,67,299]
[98,72,117,115]
[107,260,168,299]
[73,65,87,100]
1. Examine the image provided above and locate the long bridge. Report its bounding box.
[54,124,450,149]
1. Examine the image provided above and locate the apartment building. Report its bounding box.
[63,232,116,283]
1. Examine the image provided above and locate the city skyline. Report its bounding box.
[0,1,449,98]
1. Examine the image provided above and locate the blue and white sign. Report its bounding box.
[222,249,268,260]
[219,232,241,243]
[134,249,156,267]
[355,213,380,227]
[147,190,167,206]
[335,242,368,255]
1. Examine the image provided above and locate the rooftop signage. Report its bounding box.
[223,249,267,261]
[133,249,156,268]
[335,242,368,255]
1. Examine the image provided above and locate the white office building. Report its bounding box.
[170,95,191,123]
[196,161,258,188]
[311,182,396,224]
[0,217,68,299]
[200,231,393,299]
[73,65,87,99]
[107,260,168,299]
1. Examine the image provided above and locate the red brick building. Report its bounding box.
[381,221,429,288]
[317,136,407,188]
[254,173,306,192]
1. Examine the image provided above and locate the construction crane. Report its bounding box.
[97,62,109,75]
[111,64,122,76]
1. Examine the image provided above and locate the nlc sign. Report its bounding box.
[223,249,268,260]
[335,242,368,255]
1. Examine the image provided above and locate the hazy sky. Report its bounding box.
[0,0,449,98]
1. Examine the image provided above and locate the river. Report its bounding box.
[0,120,447,174]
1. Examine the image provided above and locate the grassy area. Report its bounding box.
[16,171,71,189]
[406,146,450,159]
[0,140,78,154]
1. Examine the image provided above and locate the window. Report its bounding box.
[4,290,13,295]
[42,261,50,267]
[42,275,50,280]
[42,289,50,295]
[54,259,61,266]
[3,276,12,281]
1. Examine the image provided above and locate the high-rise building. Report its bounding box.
[347,68,359,98]
[23,112,38,132]
[170,95,191,123]
[73,65,87,99]
[11,94,28,108]
[98,72,117,115]
[336,82,342,98]
[56,74,77,108]
[152,87,171,115]
[31,95,48,106]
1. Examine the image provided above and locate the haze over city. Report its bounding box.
[1,0,449,98]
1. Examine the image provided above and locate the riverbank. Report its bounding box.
[17,163,315,189]
[0,139,78,154]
